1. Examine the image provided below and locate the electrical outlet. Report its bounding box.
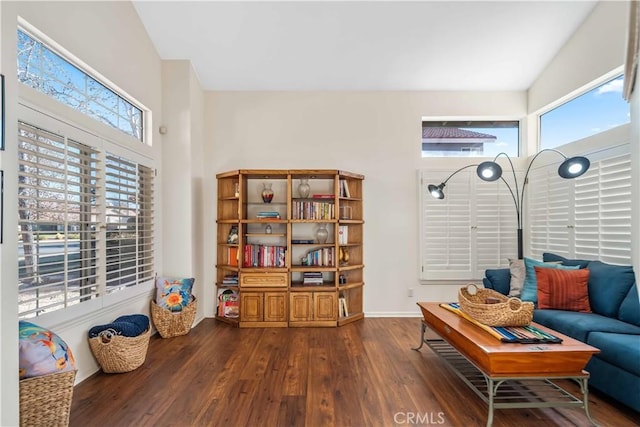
[408,288,414,297]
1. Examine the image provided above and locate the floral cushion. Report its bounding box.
[19,321,76,379]
[155,277,194,312]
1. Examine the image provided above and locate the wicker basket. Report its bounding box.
[88,327,151,373]
[150,297,197,338]
[19,370,76,427]
[458,283,534,326]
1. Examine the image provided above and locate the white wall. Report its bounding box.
[203,91,527,317]
[0,1,165,424]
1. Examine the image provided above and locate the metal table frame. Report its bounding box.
[413,320,599,427]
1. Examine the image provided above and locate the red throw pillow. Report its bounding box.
[534,266,591,312]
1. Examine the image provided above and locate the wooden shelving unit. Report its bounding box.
[215,169,364,327]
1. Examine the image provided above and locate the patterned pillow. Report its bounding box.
[155,277,194,312]
[19,321,76,379]
[520,257,579,303]
[535,267,591,313]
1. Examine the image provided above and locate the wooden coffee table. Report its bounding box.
[414,302,600,427]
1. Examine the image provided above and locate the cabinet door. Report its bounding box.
[240,292,263,322]
[314,292,337,321]
[289,292,313,322]
[264,292,287,322]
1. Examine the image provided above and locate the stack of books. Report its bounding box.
[256,211,281,220]
[222,274,238,285]
[302,272,323,285]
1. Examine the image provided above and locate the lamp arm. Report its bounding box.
[492,152,520,215]
[499,176,520,229]
[519,148,569,217]
[440,163,479,185]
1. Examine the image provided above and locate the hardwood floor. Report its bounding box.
[70,317,640,427]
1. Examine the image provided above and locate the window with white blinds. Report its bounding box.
[528,152,631,265]
[18,121,155,318]
[105,154,154,293]
[419,170,518,280]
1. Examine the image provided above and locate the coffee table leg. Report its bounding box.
[486,378,498,427]
[412,320,427,351]
[575,377,600,426]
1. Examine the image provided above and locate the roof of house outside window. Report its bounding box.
[422,127,497,141]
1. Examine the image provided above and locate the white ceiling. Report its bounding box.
[132,1,598,91]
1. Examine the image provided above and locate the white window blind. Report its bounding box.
[528,153,631,265]
[18,122,101,317]
[420,170,518,281]
[105,154,155,293]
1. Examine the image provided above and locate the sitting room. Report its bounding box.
[1,1,639,426]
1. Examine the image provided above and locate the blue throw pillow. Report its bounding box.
[542,252,591,269]
[521,257,579,303]
[587,261,635,317]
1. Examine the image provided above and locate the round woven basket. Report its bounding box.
[151,297,197,338]
[89,327,151,373]
[19,370,76,427]
[458,283,533,326]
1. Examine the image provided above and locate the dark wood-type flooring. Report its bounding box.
[70,317,640,427]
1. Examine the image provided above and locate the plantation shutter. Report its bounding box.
[105,154,155,293]
[420,170,517,281]
[18,121,100,317]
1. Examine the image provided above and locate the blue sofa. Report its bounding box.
[482,254,640,413]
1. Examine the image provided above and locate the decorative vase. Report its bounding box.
[261,182,274,203]
[316,224,329,244]
[339,247,350,265]
[265,224,272,234]
[298,179,311,198]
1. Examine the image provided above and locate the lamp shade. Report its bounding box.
[428,183,445,199]
[558,156,590,179]
[476,161,502,182]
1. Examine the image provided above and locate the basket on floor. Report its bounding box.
[89,327,151,373]
[458,283,533,327]
[19,370,76,427]
[151,297,197,338]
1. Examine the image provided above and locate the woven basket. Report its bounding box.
[458,283,534,326]
[19,370,76,427]
[89,327,151,373]
[151,297,197,338]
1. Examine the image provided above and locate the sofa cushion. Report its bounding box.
[587,261,635,317]
[618,284,640,327]
[535,267,591,313]
[542,252,591,268]
[533,309,640,342]
[483,268,510,296]
[521,258,578,304]
[587,332,640,376]
[508,258,525,297]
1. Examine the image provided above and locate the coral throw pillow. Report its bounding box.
[535,266,591,313]
[155,277,194,312]
[19,321,76,379]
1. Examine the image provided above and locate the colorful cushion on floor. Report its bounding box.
[19,321,76,379]
[155,277,195,312]
[535,267,591,312]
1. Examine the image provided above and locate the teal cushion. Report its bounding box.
[19,321,76,379]
[618,284,640,326]
[587,332,640,376]
[587,261,635,317]
[483,268,510,296]
[542,252,591,269]
[533,309,640,342]
[520,257,579,303]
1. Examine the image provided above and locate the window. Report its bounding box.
[18,121,155,318]
[528,152,631,265]
[540,75,629,149]
[421,121,519,158]
[419,169,518,280]
[17,29,144,142]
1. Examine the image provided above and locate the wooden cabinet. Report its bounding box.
[215,169,364,327]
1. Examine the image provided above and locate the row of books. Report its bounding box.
[300,247,335,267]
[256,211,281,220]
[291,201,335,220]
[243,244,287,267]
[303,271,323,285]
[339,179,351,198]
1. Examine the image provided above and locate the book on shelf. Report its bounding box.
[339,179,351,198]
[256,211,281,219]
[222,274,239,285]
[292,239,314,244]
[312,193,334,199]
[227,246,239,266]
[338,225,348,245]
[243,244,287,267]
[303,271,324,285]
[339,295,349,317]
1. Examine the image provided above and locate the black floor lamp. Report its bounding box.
[427,149,590,259]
